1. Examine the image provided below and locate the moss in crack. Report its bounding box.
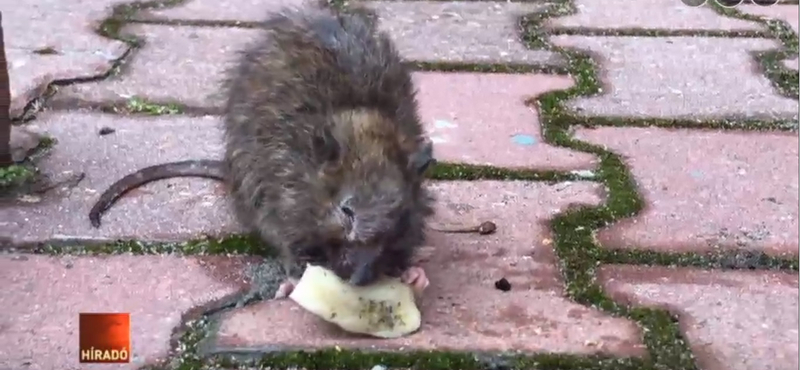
[124,96,183,115]
[600,248,799,271]
[32,234,272,256]
[546,27,770,38]
[709,2,799,99]
[558,114,797,131]
[429,162,592,182]
[0,164,36,190]
[524,4,702,370]
[97,0,188,45]
[207,351,646,370]
[410,61,569,75]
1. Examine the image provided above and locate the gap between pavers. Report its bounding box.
[202,181,647,358]
[544,0,764,31]
[599,265,798,370]
[0,253,260,370]
[5,0,132,118]
[549,35,798,121]
[574,126,798,258]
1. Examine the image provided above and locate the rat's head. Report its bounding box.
[310,109,435,286]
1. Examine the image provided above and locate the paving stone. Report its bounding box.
[784,57,798,70]
[738,4,799,34]
[360,1,565,66]
[599,265,798,370]
[545,0,763,31]
[0,112,239,247]
[413,72,596,171]
[0,253,257,370]
[138,0,296,22]
[549,36,798,121]
[574,126,798,257]
[57,25,261,108]
[4,0,131,118]
[204,181,647,357]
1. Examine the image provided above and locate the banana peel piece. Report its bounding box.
[288,264,421,339]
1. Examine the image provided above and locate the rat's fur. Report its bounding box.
[89,4,435,287]
[224,5,435,285]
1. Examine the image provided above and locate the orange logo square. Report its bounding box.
[78,313,131,363]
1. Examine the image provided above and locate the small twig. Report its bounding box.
[428,221,497,235]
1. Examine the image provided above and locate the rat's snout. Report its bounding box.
[346,246,380,286]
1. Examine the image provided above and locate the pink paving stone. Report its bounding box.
[599,265,799,370]
[358,1,565,66]
[0,254,258,370]
[204,181,647,357]
[57,25,261,108]
[4,0,131,118]
[414,72,597,172]
[0,112,240,247]
[784,57,798,70]
[574,126,799,257]
[545,0,763,31]
[549,36,797,120]
[738,4,799,34]
[138,0,298,22]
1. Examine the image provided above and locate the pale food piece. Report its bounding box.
[289,264,421,338]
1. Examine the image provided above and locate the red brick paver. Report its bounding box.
[138,0,295,22]
[5,0,130,118]
[205,181,646,357]
[0,112,238,247]
[599,265,798,370]
[0,254,257,370]
[546,0,763,31]
[58,25,260,109]
[360,1,565,66]
[574,126,798,257]
[549,35,797,120]
[414,72,596,171]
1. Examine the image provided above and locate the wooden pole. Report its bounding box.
[0,11,12,166]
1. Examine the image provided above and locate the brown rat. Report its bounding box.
[88,4,436,298]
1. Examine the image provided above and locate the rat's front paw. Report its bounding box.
[401,266,429,297]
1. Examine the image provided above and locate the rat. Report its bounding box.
[88,4,436,299]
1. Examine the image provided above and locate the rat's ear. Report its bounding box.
[312,127,341,163]
[409,139,435,175]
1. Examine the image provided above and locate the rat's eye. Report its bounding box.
[340,205,355,220]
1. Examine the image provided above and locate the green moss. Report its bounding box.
[600,248,799,271]
[411,61,569,75]
[430,162,590,182]
[0,164,35,189]
[547,27,769,38]
[127,18,263,28]
[558,115,797,131]
[33,234,270,256]
[124,96,183,115]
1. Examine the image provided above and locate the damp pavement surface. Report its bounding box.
[2,1,798,370]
